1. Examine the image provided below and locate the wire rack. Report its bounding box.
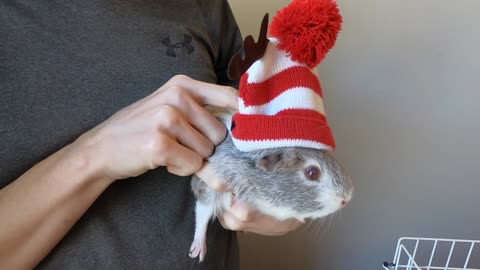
[383,237,480,270]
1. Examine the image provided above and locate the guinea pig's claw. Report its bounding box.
[189,238,207,263]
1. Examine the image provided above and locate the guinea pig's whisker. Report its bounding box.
[316,221,327,238]
[332,212,340,226]
[317,214,337,238]
[329,214,337,226]
[309,219,325,238]
[303,219,314,232]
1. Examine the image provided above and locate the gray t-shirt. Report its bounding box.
[0,0,242,269]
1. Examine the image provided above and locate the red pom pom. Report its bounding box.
[269,0,342,68]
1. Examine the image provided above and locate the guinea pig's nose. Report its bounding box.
[341,200,347,207]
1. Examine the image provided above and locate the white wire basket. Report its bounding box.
[383,237,480,270]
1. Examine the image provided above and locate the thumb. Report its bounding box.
[160,75,239,110]
[195,162,229,192]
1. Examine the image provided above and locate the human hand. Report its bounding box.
[196,164,302,236]
[73,75,238,181]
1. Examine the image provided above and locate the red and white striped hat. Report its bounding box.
[230,0,342,152]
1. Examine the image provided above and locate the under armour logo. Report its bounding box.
[161,34,194,57]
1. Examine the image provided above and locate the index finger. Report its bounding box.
[161,75,238,110]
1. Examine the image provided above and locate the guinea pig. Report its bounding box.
[188,107,353,262]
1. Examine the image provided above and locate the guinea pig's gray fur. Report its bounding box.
[188,107,353,262]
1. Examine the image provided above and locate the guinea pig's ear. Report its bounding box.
[255,151,302,172]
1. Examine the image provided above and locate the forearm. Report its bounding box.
[0,142,113,269]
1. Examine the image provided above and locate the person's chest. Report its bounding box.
[0,0,218,185]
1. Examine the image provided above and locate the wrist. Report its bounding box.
[64,135,115,186]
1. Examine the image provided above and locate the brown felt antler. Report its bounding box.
[227,13,270,81]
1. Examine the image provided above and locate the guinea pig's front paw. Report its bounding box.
[188,238,207,263]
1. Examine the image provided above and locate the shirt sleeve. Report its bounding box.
[212,0,244,89]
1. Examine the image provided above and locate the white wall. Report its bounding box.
[229,1,480,269]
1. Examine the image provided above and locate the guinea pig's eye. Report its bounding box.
[304,166,321,181]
